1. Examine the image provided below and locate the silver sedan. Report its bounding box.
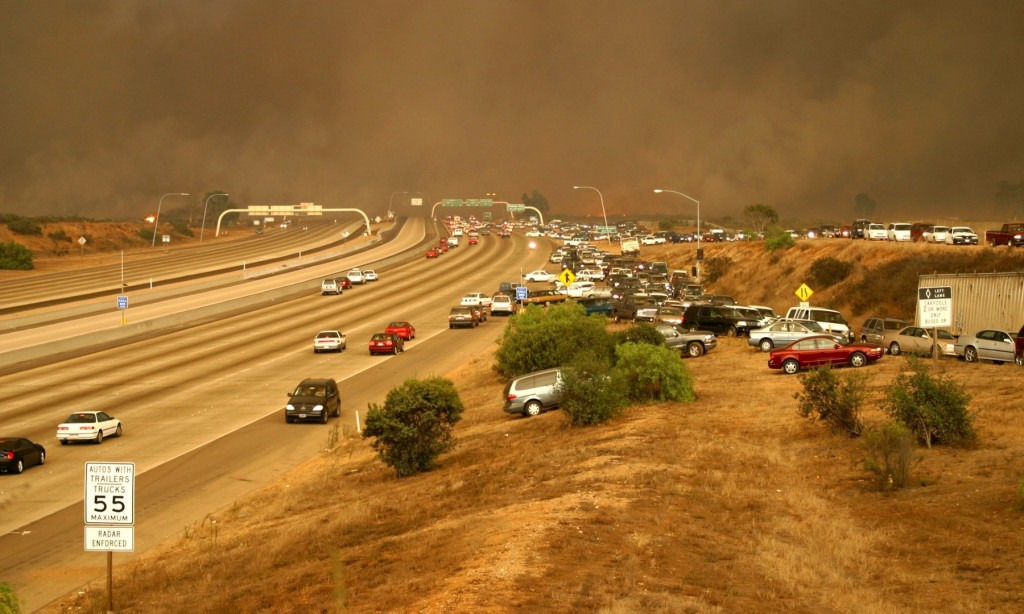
[748,319,844,352]
[955,329,1017,364]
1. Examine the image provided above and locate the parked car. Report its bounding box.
[313,330,347,353]
[575,296,613,316]
[748,319,844,352]
[285,378,341,423]
[448,306,480,328]
[681,304,755,337]
[320,278,341,295]
[768,337,884,374]
[369,332,405,355]
[883,326,958,357]
[523,270,556,283]
[363,269,379,282]
[523,288,567,306]
[866,223,888,240]
[887,222,912,241]
[928,225,951,243]
[560,281,596,298]
[859,316,911,344]
[946,226,979,245]
[984,222,1024,247]
[384,321,416,340]
[784,306,854,342]
[56,411,122,445]
[656,306,685,327]
[346,269,365,284]
[0,437,46,474]
[490,294,517,316]
[502,368,562,417]
[955,329,1017,363]
[655,323,717,357]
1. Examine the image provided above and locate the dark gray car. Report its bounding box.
[285,378,341,423]
[655,323,717,357]
[503,368,562,417]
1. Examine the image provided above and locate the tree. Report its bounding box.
[559,353,627,427]
[521,190,549,213]
[613,342,696,403]
[854,193,877,218]
[742,204,778,236]
[363,377,465,477]
[0,241,34,270]
[882,357,974,448]
[493,302,614,377]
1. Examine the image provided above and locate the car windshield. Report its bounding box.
[371,334,388,340]
[814,311,846,324]
[66,413,97,423]
[388,322,405,328]
[317,332,339,339]
[295,385,324,397]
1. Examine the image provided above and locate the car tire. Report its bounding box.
[285,416,293,423]
[314,349,319,354]
[726,325,737,337]
[965,346,978,363]
[889,342,902,356]
[782,358,800,374]
[38,450,45,465]
[115,424,123,438]
[392,346,398,355]
[60,440,69,446]
[320,411,328,424]
[687,342,704,357]
[95,430,104,444]
[849,352,867,367]
[14,459,24,474]
[1016,354,1023,366]
[449,324,454,329]
[333,405,341,418]
[759,339,773,352]
[523,400,543,417]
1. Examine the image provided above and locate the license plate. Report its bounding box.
[299,414,307,419]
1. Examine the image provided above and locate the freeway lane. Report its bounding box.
[0,231,555,611]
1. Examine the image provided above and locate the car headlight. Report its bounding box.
[313,405,324,412]
[286,404,295,410]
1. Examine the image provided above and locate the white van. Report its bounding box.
[784,306,853,342]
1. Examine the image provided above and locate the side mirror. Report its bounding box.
[834,343,842,349]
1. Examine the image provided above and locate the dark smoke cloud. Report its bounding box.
[2,0,1022,223]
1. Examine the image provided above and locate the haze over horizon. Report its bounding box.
[2,1,1022,223]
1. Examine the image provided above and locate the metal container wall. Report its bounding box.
[919,272,1024,335]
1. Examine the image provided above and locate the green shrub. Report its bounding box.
[611,322,665,348]
[171,220,195,237]
[702,255,732,284]
[862,422,916,490]
[6,217,42,236]
[47,229,72,243]
[0,581,21,614]
[808,256,854,289]
[794,367,865,437]
[362,377,464,477]
[493,302,614,377]
[882,357,975,448]
[138,227,155,242]
[763,227,796,252]
[0,241,34,270]
[613,342,696,403]
[559,353,627,427]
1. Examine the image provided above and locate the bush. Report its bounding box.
[794,367,865,437]
[47,229,72,243]
[862,422,916,490]
[362,377,464,477]
[702,255,732,284]
[882,357,975,448]
[808,256,854,289]
[138,227,155,242]
[0,241,34,270]
[0,581,21,614]
[171,220,195,237]
[611,322,665,348]
[494,302,614,377]
[6,217,42,236]
[763,227,796,252]
[613,342,696,403]
[559,353,627,427]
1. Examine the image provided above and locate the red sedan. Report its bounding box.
[426,248,439,258]
[369,333,405,355]
[768,336,883,374]
[384,321,416,340]
[468,236,479,245]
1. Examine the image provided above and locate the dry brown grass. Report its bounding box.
[36,235,1024,613]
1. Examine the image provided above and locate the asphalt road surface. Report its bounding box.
[0,226,554,611]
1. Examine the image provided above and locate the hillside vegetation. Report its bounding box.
[33,238,1024,613]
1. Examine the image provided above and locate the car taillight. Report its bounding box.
[506,394,517,400]
[4,451,13,460]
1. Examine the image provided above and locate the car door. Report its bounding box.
[326,381,340,414]
[815,337,847,367]
[96,411,116,437]
[979,330,1014,362]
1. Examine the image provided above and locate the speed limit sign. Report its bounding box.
[84,462,135,525]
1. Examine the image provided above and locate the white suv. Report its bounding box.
[320,279,341,295]
[346,269,364,284]
[490,294,516,316]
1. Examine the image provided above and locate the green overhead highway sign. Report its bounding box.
[442,199,463,207]
[507,204,526,212]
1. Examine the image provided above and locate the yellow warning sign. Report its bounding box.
[557,269,576,286]
[795,283,814,302]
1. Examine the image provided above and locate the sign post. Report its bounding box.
[85,462,136,611]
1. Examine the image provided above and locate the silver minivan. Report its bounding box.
[502,368,562,417]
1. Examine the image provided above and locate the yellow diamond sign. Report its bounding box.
[557,269,576,286]
[795,283,814,302]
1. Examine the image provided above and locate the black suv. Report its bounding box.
[681,304,755,337]
[285,378,341,424]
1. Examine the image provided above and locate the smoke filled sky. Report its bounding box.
[2,0,1023,223]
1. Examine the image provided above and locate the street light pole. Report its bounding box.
[653,189,701,282]
[387,191,409,219]
[572,185,611,244]
[200,192,228,242]
[152,192,190,247]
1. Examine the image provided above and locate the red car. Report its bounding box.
[368,332,405,355]
[426,248,439,258]
[439,244,449,253]
[768,336,883,374]
[467,236,479,245]
[338,277,353,290]
[384,321,416,340]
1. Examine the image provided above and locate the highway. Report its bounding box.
[0,220,553,611]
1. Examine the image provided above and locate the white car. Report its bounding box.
[320,278,341,295]
[525,230,543,237]
[641,235,666,245]
[887,223,912,241]
[946,227,979,245]
[460,292,493,308]
[561,281,596,298]
[346,269,364,284]
[523,270,556,283]
[363,270,379,282]
[866,223,888,240]
[490,294,517,316]
[313,330,347,353]
[56,411,122,445]
[574,269,604,282]
[929,225,951,243]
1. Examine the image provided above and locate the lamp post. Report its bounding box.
[200,192,227,242]
[387,191,409,219]
[572,185,611,244]
[152,192,189,247]
[653,189,701,281]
